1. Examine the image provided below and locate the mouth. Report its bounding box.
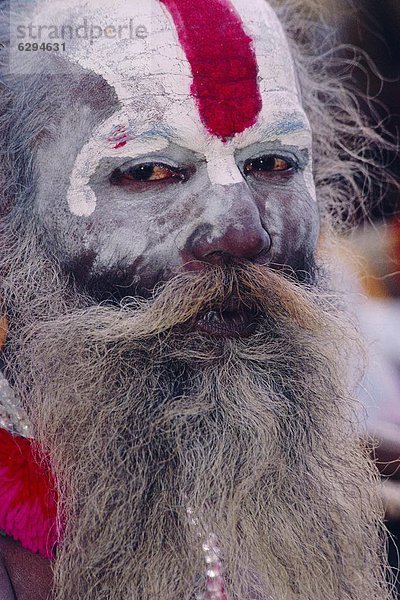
[194,308,259,338]
[191,290,260,338]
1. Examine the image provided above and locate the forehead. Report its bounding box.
[32,0,302,140]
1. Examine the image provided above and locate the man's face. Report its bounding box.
[34,0,319,318]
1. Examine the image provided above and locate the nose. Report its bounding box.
[183,183,271,268]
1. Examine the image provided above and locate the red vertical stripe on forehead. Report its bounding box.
[160,0,262,142]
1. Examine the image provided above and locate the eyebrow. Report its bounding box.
[131,124,177,141]
[256,114,311,141]
[130,114,311,146]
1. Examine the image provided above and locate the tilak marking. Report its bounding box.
[159,0,262,142]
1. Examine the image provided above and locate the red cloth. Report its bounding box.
[0,429,58,559]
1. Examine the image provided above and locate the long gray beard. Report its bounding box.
[1,242,391,600]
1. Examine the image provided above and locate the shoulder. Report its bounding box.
[0,534,53,600]
[0,537,15,599]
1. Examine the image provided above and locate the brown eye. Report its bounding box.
[244,155,295,175]
[110,163,184,185]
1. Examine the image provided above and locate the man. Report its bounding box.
[0,0,393,598]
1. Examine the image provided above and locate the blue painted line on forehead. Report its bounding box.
[274,119,308,136]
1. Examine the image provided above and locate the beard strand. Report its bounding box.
[0,225,391,599]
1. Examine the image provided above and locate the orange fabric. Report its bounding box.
[0,316,7,352]
[390,217,400,273]
[333,222,400,300]
[352,254,388,299]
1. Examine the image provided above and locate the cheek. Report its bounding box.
[86,211,176,277]
[255,179,320,266]
[77,186,205,287]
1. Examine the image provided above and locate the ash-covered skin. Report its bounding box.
[33,0,320,303]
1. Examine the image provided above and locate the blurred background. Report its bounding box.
[304,0,400,593]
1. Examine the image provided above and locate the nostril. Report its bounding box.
[203,250,232,266]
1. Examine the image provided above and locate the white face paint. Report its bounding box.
[28,0,315,216]
[67,122,169,216]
